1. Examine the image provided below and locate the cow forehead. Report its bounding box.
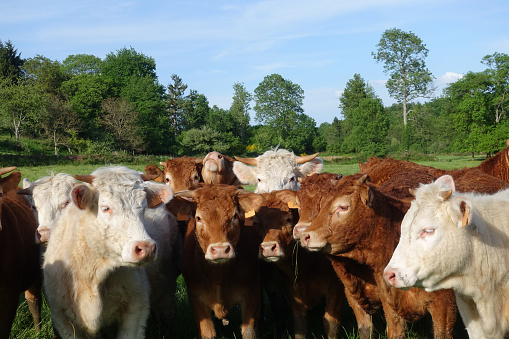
[32,174,76,203]
[97,186,147,209]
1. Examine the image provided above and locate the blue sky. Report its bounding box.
[1,0,508,125]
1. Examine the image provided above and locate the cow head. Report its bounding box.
[201,151,239,186]
[159,156,203,192]
[233,148,323,193]
[299,174,376,255]
[71,166,174,266]
[292,172,342,240]
[384,175,474,292]
[167,184,264,263]
[254,190,299,262]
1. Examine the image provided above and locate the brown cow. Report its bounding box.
[254,189,345,339]
[202,151,242,186]
[476,139,509,182]
[292,173,381,339]
[145,156,204,192]
[0,167,42,337]
[359,157,509,196]
[166,185,264,339]
[298,174,458,339]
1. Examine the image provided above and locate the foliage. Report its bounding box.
[373,28,435,126]
[254,73,305,142]
[230,82,252,143]
[180,126,230,154]
[0,39,24,83]
[167,74,188,140]
[61,54,103,76]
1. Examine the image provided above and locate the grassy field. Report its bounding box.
[6,155,481,339]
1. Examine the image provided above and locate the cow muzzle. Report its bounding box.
[205,242,235,263]
[293,222,310,240]
[123,240,157,264]
[36,226,51,244]
[259,241,283,262]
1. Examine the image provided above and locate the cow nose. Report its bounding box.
[301,233,311,247]
[206,243,234,261]
[36,226,51,244]
[260,241,280,257]
[133,240,157,263]
[383,268,397,287]
[293,223,309,240]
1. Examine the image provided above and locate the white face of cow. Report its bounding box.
[18,173,77,244]
[384,175,473,292]
[233,149,323,193]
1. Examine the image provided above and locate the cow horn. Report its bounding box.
[234,156,258,166]
[0,166,17,177]
[296,153,319,164]
[73,175,95,184]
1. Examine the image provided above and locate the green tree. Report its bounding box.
[167,74,188,140]
[180,126,229,154]
[254,74,304,143]
[0,40,24,83]
[482,52,509,123]
[101,47,157,96]
[372,28,435,126]
[0,81,45,141]
[282,113,318,154]
[230,82,252,143]
[339,74,388,155]
[100,97,144,152]
[39,95,82,155]
[22,55,69,96]
[182,90,209,130]
[61,54,102,76]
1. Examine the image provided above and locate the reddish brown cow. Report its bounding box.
[299,174,458,339]
[166,185,264,339]
[0,167,42,337]
[145,156,203,192]
[254,189,344,339]
[202,151,242,186]
[293,173,382,339]
[360,157,509,196]
[476,139,509,182]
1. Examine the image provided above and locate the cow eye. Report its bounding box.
[196,216,202,222]
[289,176,295,183]
[101,206,112,214]
[420,228,435,238]
[257,178,262,182]
[165,178,171,183]
[62,200,70,209]
[218,155,223,159]
[336,205,349,213]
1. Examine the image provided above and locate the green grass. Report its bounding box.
[7,156,477,338]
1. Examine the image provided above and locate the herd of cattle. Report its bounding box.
[2,145,509,338]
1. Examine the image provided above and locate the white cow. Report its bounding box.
[43,166,173,338]
[233,148,323,193]
[18,173,77,244]
[384,175,509,339]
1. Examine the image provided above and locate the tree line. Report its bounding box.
[0,28,508,158]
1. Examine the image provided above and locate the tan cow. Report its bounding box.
[145,156,203,192]
[167,184,264,339]
[202,151,242,186]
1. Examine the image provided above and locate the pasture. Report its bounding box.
[7,155,481,339]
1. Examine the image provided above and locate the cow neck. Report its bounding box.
[345,188,405,270]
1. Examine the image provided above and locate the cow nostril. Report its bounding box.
[225,246,231,254]
[271,244,277,251]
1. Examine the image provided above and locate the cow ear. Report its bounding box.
[360,185,374,207]
[166,196,195,221]
[297,157,324,177]
[145,184,174,208]
[1,172,22,194]
[274,189,299,209]
[233,162,258,185]
[71,184,93,210]
[238,191,265,217]
[18,178,33,196]
[435,175,455,201]
[449,196,473,228]
[144,165,163,182]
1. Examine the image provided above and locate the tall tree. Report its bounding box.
[166,74,188,140]
[482,52,509,123]
[182,90,209,130]
[339,74,388,155]
[230,82,252,143]
[254,73,304,142]
[372,28,435,126]
[0,40,24,83]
